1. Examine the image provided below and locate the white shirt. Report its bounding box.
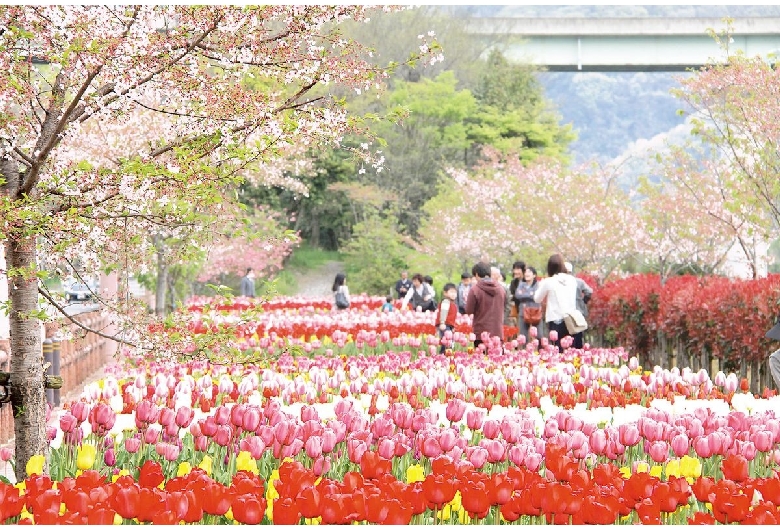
[534,273,578,322]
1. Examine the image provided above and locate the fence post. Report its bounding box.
[52,339,62,406]
[43,339,53,405]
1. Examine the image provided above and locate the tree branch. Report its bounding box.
[38,286,139,348]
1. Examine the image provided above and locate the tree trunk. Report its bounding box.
[7,237,47,482]
[154,236,168,317]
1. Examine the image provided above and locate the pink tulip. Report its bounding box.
[589,429,607,455]
[125,437,141,454]
[313,456,331,476]
[507,445,528,467]
[305,436,323,459]
[241,407,261,432]
[693,436,712,458]
[391,404,414,430]
[647,440,669,463]
[70,401,90,423]
[468,447,488,469]
[301,405,319,422]
[445,399,467,423]
[482,419,500,439]
[741,440,757,461]
[524,451,542,471]
[214,405,231,425]
[500,421,522,444]
[240,435,267,459]
[347,438,368,463]
[321,429,338,453]
[144,426,161,445]
[465,409,485,431]
[543,419,560,439]
[0,447,13,462]
[200,417,218,438]
[439,429,458,452]
[175,406,194,429]
[214,425,232,447]
[104,448,116,467]
[377,438,395,460]
[60,413,78,434]
[136,400,159,425]
[421,437,443,459]
[548,330,558,343]
[158,407,175,427]
[753,430,773,453]
[194,435,209,452]
[47,426,57,441]
[274,420,298,446]
[529,326,538,338]
[230,404,246,428]
[670,433,689,457]
[482,438,506,463]
[618,424,640,447]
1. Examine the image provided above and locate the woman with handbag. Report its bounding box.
[513,266,544,343]
[332,273,351,310]
[534,254,578,350]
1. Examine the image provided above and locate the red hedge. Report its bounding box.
[587,273,780,364]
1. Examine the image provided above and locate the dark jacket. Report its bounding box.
[465,279,506,341]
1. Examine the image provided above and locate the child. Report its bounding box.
[381,295,394,312]
[436,283,458,353]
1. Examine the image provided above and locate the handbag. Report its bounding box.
[564,309,588,334]
[335,290,350,309]
[523,305,542,326]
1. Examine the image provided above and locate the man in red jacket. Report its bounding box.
[465,261,506,352]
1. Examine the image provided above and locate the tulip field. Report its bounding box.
[3,295,780,525]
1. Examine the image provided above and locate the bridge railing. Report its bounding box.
[0,310,114,445]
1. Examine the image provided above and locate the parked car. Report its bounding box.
[65,280,97,302]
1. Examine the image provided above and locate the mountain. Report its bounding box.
[444,5,780,164]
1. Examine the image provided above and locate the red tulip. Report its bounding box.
[721,453,749,482]
[87,504,117,525]
[421,474,456,510]
[360,451,392,480]
[297,485,322,519]
[460,480,491,519]
[231,494,267,524]
[688,511,716,525]
[272,497,301,524]
[0,482,23,521]
[200,481,233,516]
[111,479,140,519]
[636,498,661,525]
[691,476,715,503]
[139,460,164,489]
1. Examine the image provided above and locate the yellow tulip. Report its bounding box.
[76,444,97,470]
[113,513,123,525]
[198,455,213,476]
[619,466,631,479]
[26,454,45,476]
[635,462,649,474]
[649,465,663,478]
[405,464,425,484]
[177,461,192,477]
[112,469,130,483]
[680,455,702,479]
[235,451,258,474]
[665,459,681,478]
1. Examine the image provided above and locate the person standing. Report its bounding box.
[394,271,412,300]
[435,283,458,353]
[332,273,351,310]
[514,266,543,343]
[465,261,506,351]
[456,272,472,315]
[565,262,593,349]
[534,254,577,350]
[401,273,435,311]
[240,267,256,298]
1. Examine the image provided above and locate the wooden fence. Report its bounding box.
[0,310,113,445]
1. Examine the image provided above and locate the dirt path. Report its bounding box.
[291,260,345,298]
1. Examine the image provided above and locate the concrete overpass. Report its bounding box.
[468,17,780,71]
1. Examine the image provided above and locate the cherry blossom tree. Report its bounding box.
[420,148,638,274]
[0,5,438,479]
[673,47,780,248]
